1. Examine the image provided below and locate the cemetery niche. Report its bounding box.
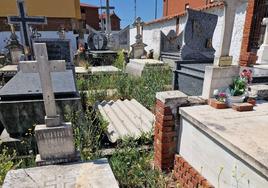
[166,9,218,96]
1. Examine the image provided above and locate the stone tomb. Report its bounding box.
[0,55,80,138]
[3,158,119,188]
[178,102,268,187]
[170,9,218,96]
[125,59,168,77]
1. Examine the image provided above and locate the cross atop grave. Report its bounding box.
[133,17,144,43]
[256,18,268,64]
[261,18,268,45]
[33,43,60,127]
[100,0,115,37]
[8,0,47,59]
[213,0,246,66]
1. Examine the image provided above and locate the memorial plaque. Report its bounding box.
[88,33,108,50]
[33,38,73,69]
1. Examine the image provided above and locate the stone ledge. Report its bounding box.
[156,91,188,106]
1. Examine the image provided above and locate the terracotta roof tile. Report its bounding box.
[145,2,224,26]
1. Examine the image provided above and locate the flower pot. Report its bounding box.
[209,99,227,109]
[227,96,245,107]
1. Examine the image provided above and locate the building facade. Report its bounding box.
[99,11,121,31]
[163,0,212,16]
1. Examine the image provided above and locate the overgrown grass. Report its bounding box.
[65,107,108,161]
[77,67,172,109]
[110,137,167,188]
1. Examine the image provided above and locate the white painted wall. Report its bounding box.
[130,18,177,59]
[178,118,268,188]
[130,3,247,64]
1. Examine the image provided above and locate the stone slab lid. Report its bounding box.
[0,65,18,72]
[0,70,77,97]
[179,101,268,178]
[130,59,164,65]
[3,158,119,188]
[98,99,155,143]
[91,66,120,74]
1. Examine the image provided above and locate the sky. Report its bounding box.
[80,0,163,28]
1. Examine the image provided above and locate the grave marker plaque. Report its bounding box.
[33,38,73,69]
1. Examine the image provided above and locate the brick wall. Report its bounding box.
[239,0,257,66]
[154,99,177,171]
[153,91,206,172]
[174,155,214,188]
[83,7,99,30]
[163,0,211,17]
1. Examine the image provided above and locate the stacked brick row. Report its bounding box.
[240,0,264,66]
[154,99,176,172]
[174,155,214,188]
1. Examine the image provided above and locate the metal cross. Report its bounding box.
[100,0,115,36]
[7,0,47,53]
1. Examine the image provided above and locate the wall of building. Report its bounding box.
[163,0,209,17]
[0,0,81,19]
[179,118,268,187]
[82,7,99,30]
[111,15,121,31]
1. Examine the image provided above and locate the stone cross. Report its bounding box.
[256,18,268,64]
[214,0,246,66]
[100,0,115,37]
[262,18,268,45]
[8,0,47,58]
[133,17,144,43]
[33,43,60,127]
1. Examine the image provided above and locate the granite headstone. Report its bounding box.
[180,9,218,60]
[33,38,73,69]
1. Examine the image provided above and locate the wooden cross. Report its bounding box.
[8,0,47,57]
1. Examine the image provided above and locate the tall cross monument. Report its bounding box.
[7,0,47,59]
[33,43,77,165]
[213,0,246,66]
[256,18,268,64]
[100,0,115,37]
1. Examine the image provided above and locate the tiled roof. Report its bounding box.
[99,11,121,20]
[145,2,224,26]
[80,3,99,8]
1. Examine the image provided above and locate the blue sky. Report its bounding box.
[80,0,163,28]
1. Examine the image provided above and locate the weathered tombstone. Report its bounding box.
[7,0,47,60]
[32,43,78,165]
[33,38,74,70]
[213,0,246,66]
[0,50,80,138]
[257,18,268,64]
[202,0,246,99]
[161,30,182,53]
[88,33,108,50]
[171,9,218,96]
[130,17,147,59]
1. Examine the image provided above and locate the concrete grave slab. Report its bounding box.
[126,59,167,77]
[3,158,119,188]
[179,102,268,187]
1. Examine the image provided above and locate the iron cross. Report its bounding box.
[7,0,47,51]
